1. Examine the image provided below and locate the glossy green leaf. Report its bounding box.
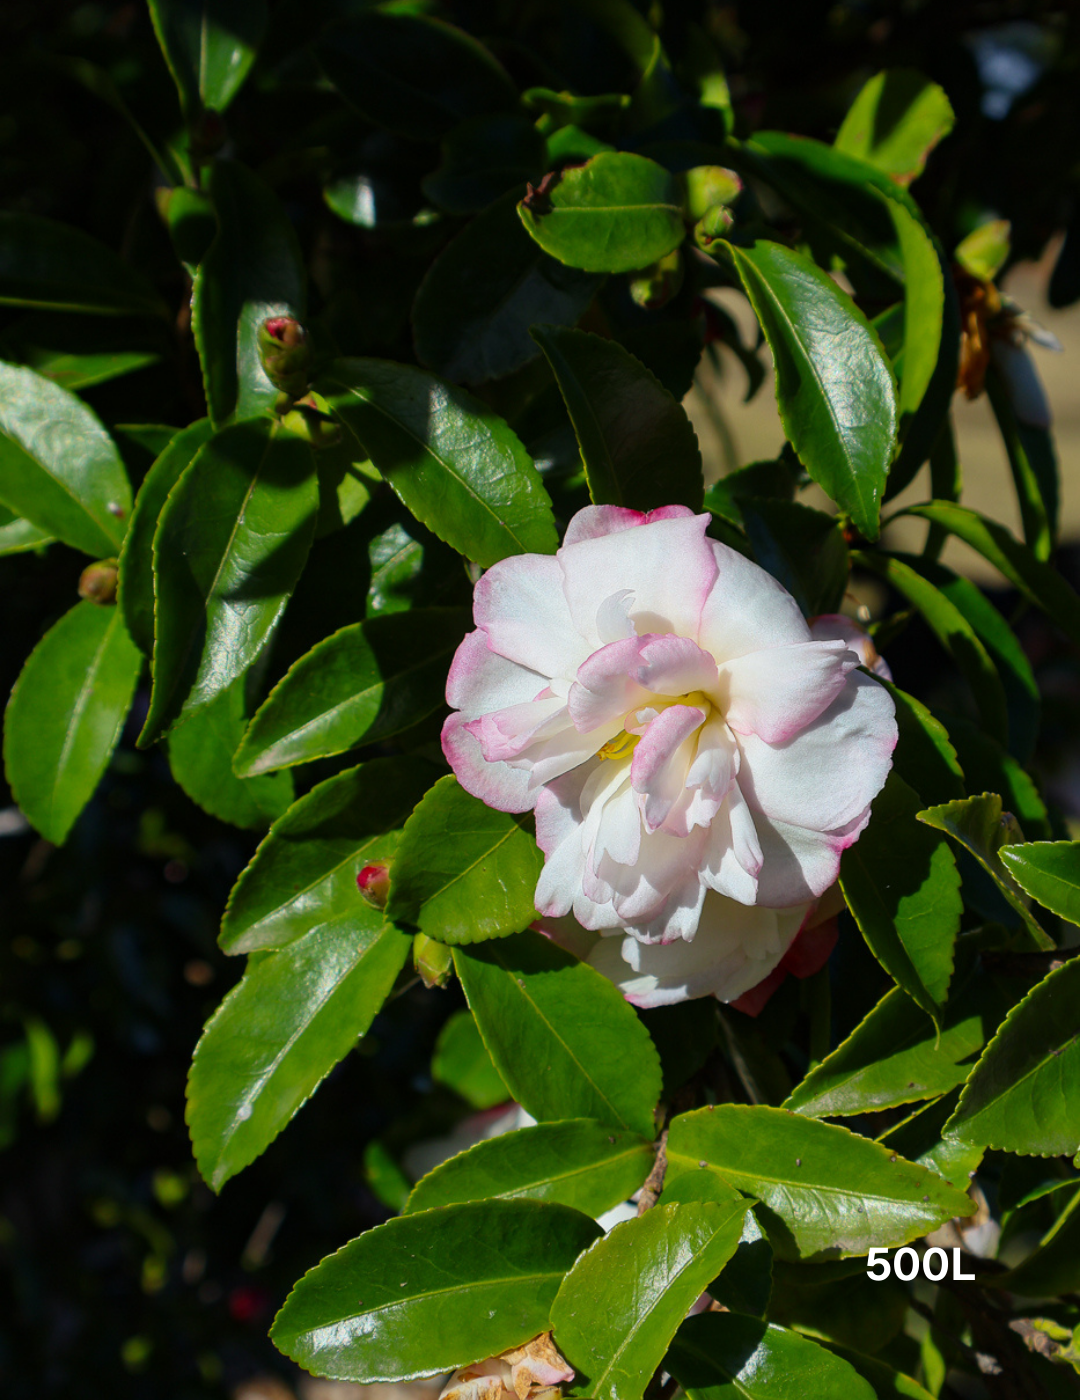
[315,12,517,142]
[219,757,434,954]
[985,361,1056,561]
[917,794,1053,950]
[406,1119,652,1217]
[552,1199,749,1400]
[188,919,412,1191]
[937,713,1049,842]
[234,609,467,777]
[835,70,954,186]
[192,160,306,426]
[270,1200,602,1381]
[165,678,293,831]
[991,1189,1080,1297]
[702,459,796,527]
[814,1342,935,1400]
[945,957,1080,1158]
[784,970,1011,1120]
[4,602,141,845]
[853,551,1008,744]
[877,1091,984,1186]
[657,1172,772,1317]
[0,507,52,556]
[147,0,266,116]
[999,841,1080,924]
[886,197,943,417]
[141,417,317,745]
[318,358,557,567]
[422,115,545,215]
[530,326,703,511]
[739,498,848,618]
[727,240,897,540]
[413,188,601,385]
[518,151,685,275]
[26,347,159,392]
[665,1104,974,1261]
[386,775,544,944]
[881,681,964,803]
[0,360,131,556]
[0,213,166,318]
[430,1009,509,1110]
[903,502,1080,647]
[117,418,214,655]
[671,1313,875,1400]
[956,219,1011,282]
[839,773,961,1019]
[455,931,662,1138]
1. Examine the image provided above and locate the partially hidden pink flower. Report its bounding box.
[442,505,897,948]
[440,1334,574,1400]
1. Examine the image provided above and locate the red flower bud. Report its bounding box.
[357,862,391,910]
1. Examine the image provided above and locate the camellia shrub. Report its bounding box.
[3,1,1080,1397]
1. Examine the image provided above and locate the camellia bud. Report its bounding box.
[258,316,312,400]
[414,934,453,989]
[628,247,684,310]
[693,203,736,253]
[682,164,742,222]
[78,559,119,605]
[356,862,391,910]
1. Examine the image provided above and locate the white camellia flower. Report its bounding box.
[442,505,896,953]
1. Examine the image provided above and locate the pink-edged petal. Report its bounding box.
[473,552,588,678]
[631,703,705,833]
[568,633,719,733]
[464,694,568,762]
[447,630,548,717]
[720,639,857,743]
[562,504,696,547]
[441,711,535,813]
[697,539,810,662]
[559,512,717,644]
[752,807,872,906]
[597,824,709,934]
[737,670,896,832]
[810,614,892,681]
[534,914,601,962]
[701,783,762,905]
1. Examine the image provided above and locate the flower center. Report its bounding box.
[596,690,716,763]
[597,729,640,762]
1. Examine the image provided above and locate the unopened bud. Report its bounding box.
[628,247,684,310]
[682,165,742,222]
[78,559,119,605]
[357,862,391,910]
[258,316,312,399]
[693,204,735,253]
[414,934,453,989]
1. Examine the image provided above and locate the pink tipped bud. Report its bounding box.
[357,862,391,910]
[258,316,311,399]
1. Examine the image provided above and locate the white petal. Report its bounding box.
[701,783,763,905]
[719,640,857,743]
[447,630,548,717]
[631,703,705,833]
[810,614,892,681]
[752,807,872,905]
[473,552,588,678]
[562,504,697,546]
[568,634,718,734]
[697,539,810,662]
[442,712,535,813]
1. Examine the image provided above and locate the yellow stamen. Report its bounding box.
[597,729,640,762]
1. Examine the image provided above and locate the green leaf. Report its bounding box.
[726,241,897,541]
[881,681,964,803]
[902,502,1080,647]
[188,920,412,1191]
[430,1009,509,1110]
[739,498,848,617]
[140,417,317,745]
[4,602,141,845]
[192,160,306,427]
[665,1104,974,1261]
[812,1342,935,1400]
[234,609,468,777]
[877,1091,984,1185]
[886,198,944,418]
[530,325,703,511]
[985,362,1056,561]
[852,550,1008,745]
[552,1199,750,1400]
[0,212,166,318]
[702,459,795,527]
[25,347,159,392]
[165,677,293,831]
[663,1187,773,1317]
[406,1118,653,1217]
[270,1201,602,1381]
[937,713,1049,842]
[413,188,601,385]
[991,1188,1080,1297]
[784,971,1011,1120]
[454,931,662,1138]
[386,775,544,944]
[219,757,434,954]
[956,219,1011,283]
[839,773,961,1019]
[317,358,557,567]
[421,114,546,215]
[671,1313,876,1400]
[0,507,52,556]
[945,957,1080,1158]
[518,152,685,275]
[316,12,517,142]
[835,70,954,186]
[999,841,1080,924]
[148,0,265,115]
[0,360,131,556]
[917,794,1053,950]
[117,418,214,655]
